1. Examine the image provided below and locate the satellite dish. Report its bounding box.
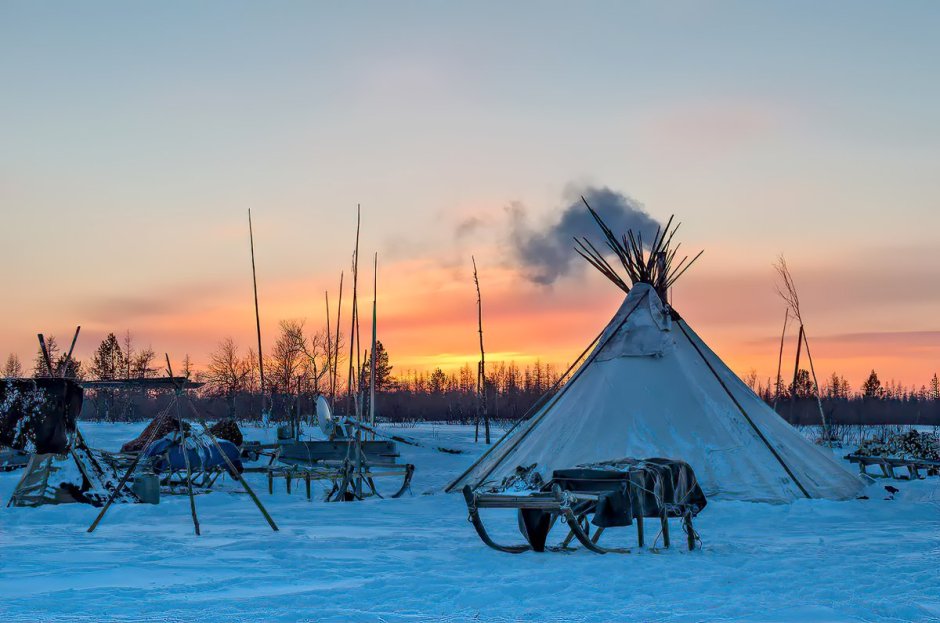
[316,396,335,437]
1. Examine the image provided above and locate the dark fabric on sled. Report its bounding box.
[143,437,243,475]
[550,468,634,527]
[631,458,708,517]
[0,378,82,454]
[547,460,707,527]
[518,509,554,551]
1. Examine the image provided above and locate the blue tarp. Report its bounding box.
[143,436,243,475]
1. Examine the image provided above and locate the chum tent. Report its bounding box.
[447,210,864,503]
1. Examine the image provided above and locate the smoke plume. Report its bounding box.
[512,186,660,285]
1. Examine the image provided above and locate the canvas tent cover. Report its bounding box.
[449,284,864,503]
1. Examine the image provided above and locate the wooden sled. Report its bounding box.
[845,453,940,479]
[266,459,414,501]
[263,438,415,502]
[462,463,705,555]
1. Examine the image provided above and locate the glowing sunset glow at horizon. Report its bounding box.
[1,3,939,391]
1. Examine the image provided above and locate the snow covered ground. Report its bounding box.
[2,422,939,622]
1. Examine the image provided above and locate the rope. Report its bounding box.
[675,319,811,499]
[466,289,652,491]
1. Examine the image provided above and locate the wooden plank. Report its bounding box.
[276,440,398,463]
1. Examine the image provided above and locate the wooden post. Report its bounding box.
[305,472,311,500]
[63,326,81,378]
[636,516,644,547]
[167,355,200,536]
[472,256,490,444]
[332,272,344,410]
[248,209,266,418]
[369,253,378,439]
[345,205,364,498]
[346,206,361,418]
[325,290,332,407]
[268,471,273,495]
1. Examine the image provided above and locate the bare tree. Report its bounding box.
[300,327,333,395]
[270,320,308,397]
[205,338,251,417]
[131,346,158,378]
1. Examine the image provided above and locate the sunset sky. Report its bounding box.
[2,2,939,389]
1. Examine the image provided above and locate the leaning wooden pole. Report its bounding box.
[186,403,279,532]
[331,272,344,409]
[37,334,55,376]
[472,256,490,444]
[800,327,830,437]
[325,290,333,401]
[166,354,200,536]
[369,252,378,439]
[345,205,364,497]
[63,326,81,378]
[771,309,789,411]
[248,209,266,417]
[346,207,361,416]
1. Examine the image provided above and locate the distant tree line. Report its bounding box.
[744,368,940,426]
[3,328,940,426]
